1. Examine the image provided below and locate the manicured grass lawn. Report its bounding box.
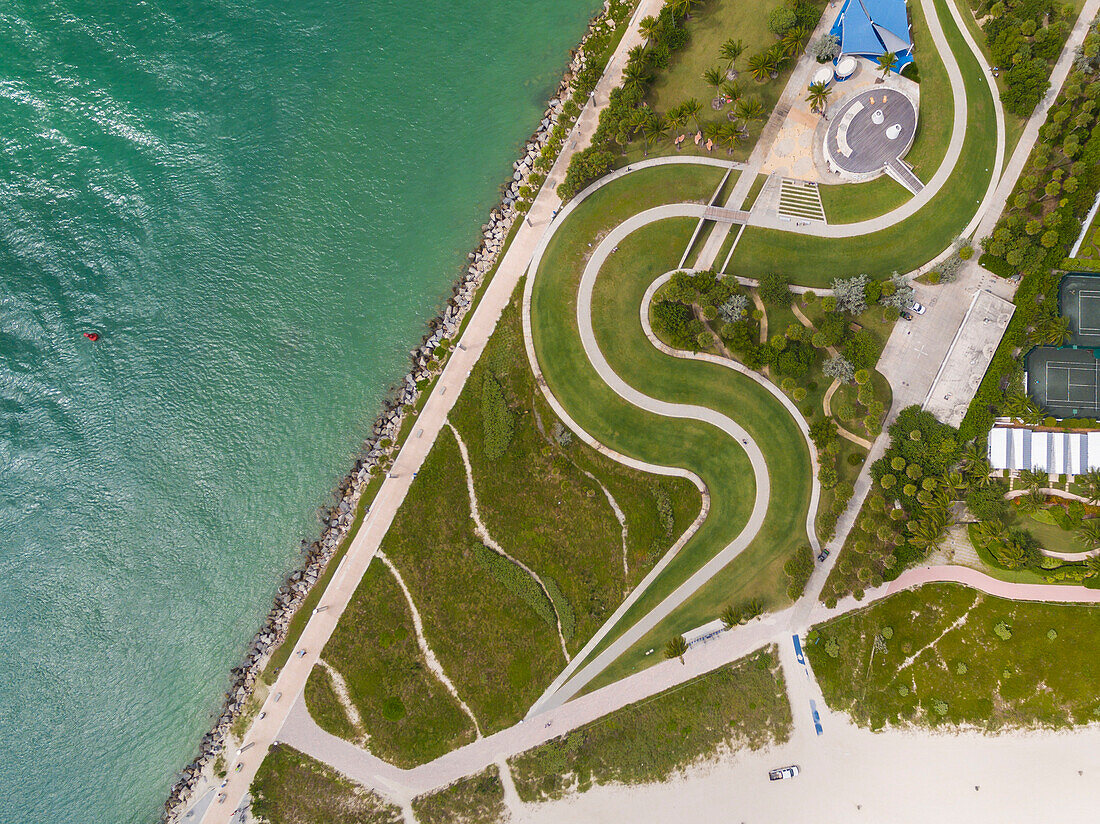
[808,584,1100,730]
[532,164,812,684]
[509,646,790,801]
[818,177,911,225]
[901,0,954,182]
[305,563,476,767]
[250,744,402,824]
[619,0,826,165]
[412,767,508,824]
[729,0,996,283]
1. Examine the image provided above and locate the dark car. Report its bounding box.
[817,548,830,563]
[900,310,913,321]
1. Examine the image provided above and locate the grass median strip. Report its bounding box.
[508,645,790,802]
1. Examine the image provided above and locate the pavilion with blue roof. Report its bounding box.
[828,0,914,72]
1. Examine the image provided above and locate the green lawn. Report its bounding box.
[819,177,911,225]
[250,745,402,824]
[1072,208,1100,259]
[411,767,508,824]
[305,563,477,767]
[509,646,790,801]
[808,584,1100,730]
[619,0,826,165]
[729,0,997,283]
[901,0,955,182]
[532,164,812,685]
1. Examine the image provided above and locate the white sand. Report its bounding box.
[513,720,1100,823]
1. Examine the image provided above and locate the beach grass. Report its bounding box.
[808,583,1100,730]
[728,0,996,282]
[306,562,477,767]
[411,766,508,824]
[508,645,790,801]
[250,744,402,824]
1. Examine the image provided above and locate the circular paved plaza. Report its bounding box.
[824,88,918,174]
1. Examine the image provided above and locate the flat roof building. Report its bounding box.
[988,423,1100,474]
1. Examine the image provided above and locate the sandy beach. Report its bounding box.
[516,718,1100,823]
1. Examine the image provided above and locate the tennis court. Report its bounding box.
[1060,273,1100,348]
[1027,346,1100,418]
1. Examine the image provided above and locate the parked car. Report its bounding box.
[769,765,800,780]
[911,302,926,315]
[900,310,913,321]
[817,548,830,563]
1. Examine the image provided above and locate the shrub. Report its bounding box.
[784,544,815,600]
[481,374,515,460]
[768,6,797,36]
[993,621,1013,641]
[759,272,793,306]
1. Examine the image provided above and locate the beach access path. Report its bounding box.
[193,0,669,820]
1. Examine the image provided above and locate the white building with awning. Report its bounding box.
[987,423,1100,475]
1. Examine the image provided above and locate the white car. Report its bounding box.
[769,765,800,780]
[910,302,926,315]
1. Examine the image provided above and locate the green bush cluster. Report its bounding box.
[472,543,557,627]
[480,373,515,460]
[965,49,1100,438]
[783,544,815,600]
[973,0,1073,116]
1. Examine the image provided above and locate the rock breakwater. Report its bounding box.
[163,2,632,820]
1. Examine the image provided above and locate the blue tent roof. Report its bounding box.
[831,0,912,60]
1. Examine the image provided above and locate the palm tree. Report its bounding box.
[720,80,744,105]
[664,634,689,664]
[973,517,1007,548]
[945,471,969,494]
[907,515,948,554]
[1033,315,1072,346]
[806,81,832,116]
[1087,554,1100,577]
[735,94,766,125]
[764,46,787,78]
[639,111,668,156]
[1018,467,1049,491]
[1079,468,1100,504]
[878,51,898,80]
[639,15,661,43]
[681,97,704,130]
[748,52,772,82]
[715,120,745,154]
[703,66,725,95]
[667,0,701,19]
[1016,487,1046,513]
[666,102,689,132]
[782,25,810,58]
[1076,519,1100,549]
[719,38,745,75]
[621,61,651,98]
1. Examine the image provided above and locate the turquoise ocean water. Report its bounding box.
[0,1,598,821]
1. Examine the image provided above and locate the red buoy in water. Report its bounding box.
[83,332,99,342]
